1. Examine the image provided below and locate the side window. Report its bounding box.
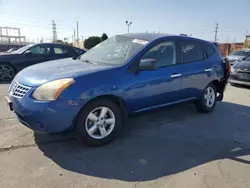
[203,42,215,57]
[179,40,204,63]
[53,46,68,54]
[141,41,176,67]
[30,45,50,55]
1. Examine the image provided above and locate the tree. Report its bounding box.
[84,36,101,50]
[101,33,108,42]
[54,39,64,44]
[53,39,71,46]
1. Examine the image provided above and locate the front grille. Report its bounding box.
[9,80,31,99]
[238,70,250,74]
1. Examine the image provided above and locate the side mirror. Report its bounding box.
[139,59,157,70]
[24,50,32,56]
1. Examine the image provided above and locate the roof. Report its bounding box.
[119,33,211,44]
[120,33,175,41]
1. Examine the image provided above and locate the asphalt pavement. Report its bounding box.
[0,82,250,188]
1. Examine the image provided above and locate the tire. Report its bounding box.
[75,99,123,146]
[0,63,16,81]
[195,83,217,113]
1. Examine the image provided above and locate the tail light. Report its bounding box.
[228,63,231,73]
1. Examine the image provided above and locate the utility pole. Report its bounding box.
[76,21,79,46]
[125,21,132,33]
[73,29,76,43]
[214,23,219,42]
[52,20,58,42]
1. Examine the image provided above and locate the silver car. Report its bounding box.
[226,49,250,65]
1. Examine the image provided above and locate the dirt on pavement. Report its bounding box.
[0,83,250,188]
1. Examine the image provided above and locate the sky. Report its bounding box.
[0,0,249,43]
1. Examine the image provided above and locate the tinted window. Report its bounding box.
[74,48,85,55]
[54,47,68,54]
[179,40,204,63]
[30,45,50,55]
[203,43,215,57]
[141,41,176,67]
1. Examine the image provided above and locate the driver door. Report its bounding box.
[126,40,183,112]
[19,44,53,70]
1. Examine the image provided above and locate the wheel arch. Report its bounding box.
[73,94,128,130]
[209,79,224,94]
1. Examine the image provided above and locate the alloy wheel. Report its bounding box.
[204,86,216,108]
[0,64,15,81]
[85,107,115,139]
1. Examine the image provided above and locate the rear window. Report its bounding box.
[203,43,215,57]
[179,40,204,63]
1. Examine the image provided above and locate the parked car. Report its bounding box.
[226,49,250,65]
[229,56,250,86]
[0,43,85,81]
[6,47,18,53]
[5,33,230,146]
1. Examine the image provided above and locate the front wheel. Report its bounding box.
[195,83,217,113]
[75,99,122,146]
[0,63,16,81]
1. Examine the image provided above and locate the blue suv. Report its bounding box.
[5,33,229,146]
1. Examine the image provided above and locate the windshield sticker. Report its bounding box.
[132,39,148,45]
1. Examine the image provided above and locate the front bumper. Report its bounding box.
[5,94,80,133]
[228,79,250,86]
[229,74,250,86]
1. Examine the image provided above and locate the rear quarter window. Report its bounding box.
[74,48,85,55]
[203,42,215,57]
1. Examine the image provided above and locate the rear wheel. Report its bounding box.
[195,83,217,113]
[75,99,122,146]
[0,63,16,81]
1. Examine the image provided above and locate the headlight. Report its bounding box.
[33,78,75,101]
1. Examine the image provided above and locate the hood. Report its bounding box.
[15,58,112,87]
[226,55,245,61]
[233,60,250,70]
[0,53,21,59]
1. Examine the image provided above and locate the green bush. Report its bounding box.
[84,36,101,50]
[101,33,108,41]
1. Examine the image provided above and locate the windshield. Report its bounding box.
[12,44,34,54]
[80,35,148,65]
[231,50,248,56]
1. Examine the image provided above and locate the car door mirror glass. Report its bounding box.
[139,59,157,70]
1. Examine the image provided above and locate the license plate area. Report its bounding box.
[5,96,13,111]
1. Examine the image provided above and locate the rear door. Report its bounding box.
[51,45,74,59]
[177,39,211,99]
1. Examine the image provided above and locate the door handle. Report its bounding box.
[205,68,213,72]
[171,73,182,78]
